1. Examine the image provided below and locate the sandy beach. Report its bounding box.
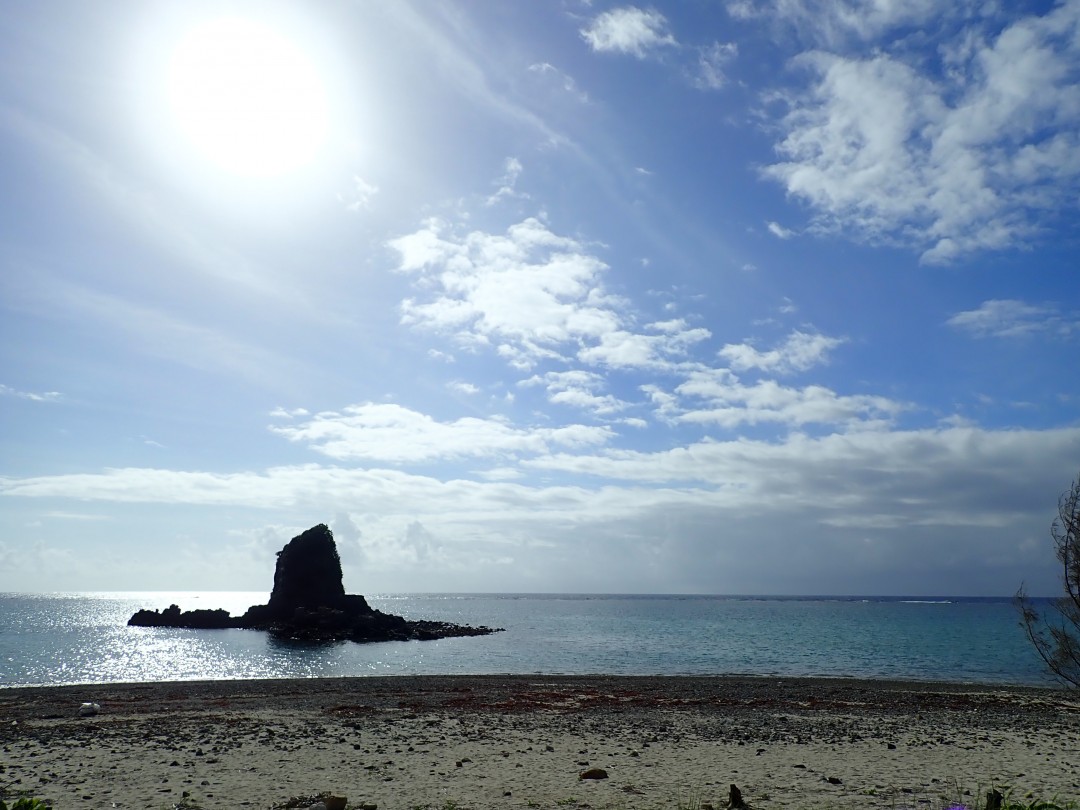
[1,675,1078,810]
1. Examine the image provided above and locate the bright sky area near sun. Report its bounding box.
[1,1,1079,596]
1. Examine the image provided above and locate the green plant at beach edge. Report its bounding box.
[0,798,52,810]
[1017,470,1080,688]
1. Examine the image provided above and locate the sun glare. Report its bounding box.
[167,18,330,178]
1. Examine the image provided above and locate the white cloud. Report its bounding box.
[581,7,677,58]
[5,424,1075,593]
[485,157,528,207]
[765,4,1080,262]
[577,325,711,369]
[766,221,796,239]
[269,407,310,419]
[674,370,905,429]
[693,41,738,90]
[527,63,589,103]
[340,175,379,212]
[269,402,613,463]
[728,0,965,46]
[0,384,61,402]
[719,330,845,374]
[448,381,481,395]
[41,511,110,521]
[520,370,630,416]
[640,383,682,424]
[428,348,456,363]
[389,217,708,372]
[947,299,1073,339]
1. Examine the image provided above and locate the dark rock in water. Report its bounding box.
[127,523,502,644]
[268,524,347,615]
[129,604,234,629]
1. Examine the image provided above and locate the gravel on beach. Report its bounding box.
[2,675,1078,809]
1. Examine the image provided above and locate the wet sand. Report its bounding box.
[2,675,1078,809]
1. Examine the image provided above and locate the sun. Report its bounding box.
[167,17,330,178]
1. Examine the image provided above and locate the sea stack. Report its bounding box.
[129,523,501,643]
[269,523,348,612]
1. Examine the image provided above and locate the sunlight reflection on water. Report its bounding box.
[0,591,1058,687]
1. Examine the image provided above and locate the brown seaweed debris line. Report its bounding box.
[127,524,503,643]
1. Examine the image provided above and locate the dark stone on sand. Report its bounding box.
[128,524,502,644]
[579,767,608,780]
[727,784,748,809]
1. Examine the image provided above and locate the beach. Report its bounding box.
[1,675,1078,809]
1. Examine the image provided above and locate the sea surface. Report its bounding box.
[0,592,1060,688]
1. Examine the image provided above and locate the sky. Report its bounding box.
[1,0,1079,596]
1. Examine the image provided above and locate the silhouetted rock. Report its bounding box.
[267,524,347,615]
[129,605,235,629]
[128,524,502,644]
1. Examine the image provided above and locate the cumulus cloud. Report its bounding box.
[947,299,1073,339]
[719,330,845,374]
[674,370,904,429]
[520,370,630,416]
[765,3,1080,262]
[269,402,613,463]
[581,7,677,58]
[389,217,709,371]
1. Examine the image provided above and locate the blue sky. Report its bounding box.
[2,0,1078,595]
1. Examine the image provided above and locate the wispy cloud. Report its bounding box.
[448,381,481,395]
[947,300,1075,339]
[0,384,61,403]
[8,275,300,391]
[692,41,738,90]
[41,511,110,521]
[269,402,613,463]
[527,63,590,104]
[269,407,311,419]
[727,0,968,46]
[581,7,677,58]
[0,105,316,307]
[766,221,796,240]
[340,175,379,212]
[485,157,528,207]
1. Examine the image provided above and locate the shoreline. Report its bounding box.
[2,675,1078,809]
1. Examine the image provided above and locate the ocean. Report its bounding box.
[0,592,1060,688]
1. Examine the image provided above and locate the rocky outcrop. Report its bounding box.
[128,524,501,643]
[128,605,234,630]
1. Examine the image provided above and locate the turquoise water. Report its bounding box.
[0,592,1058,687]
